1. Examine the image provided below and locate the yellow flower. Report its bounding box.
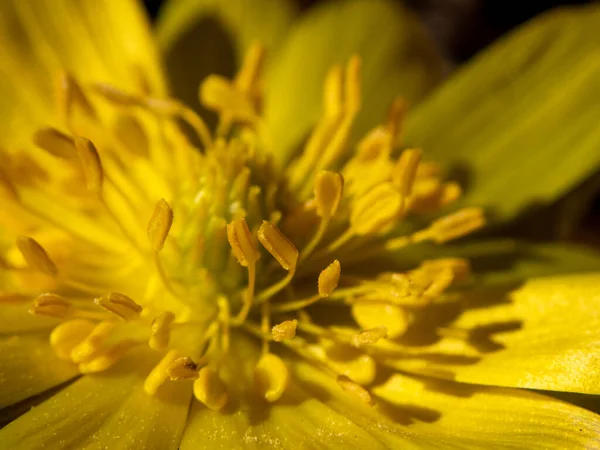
[1,0,600,449]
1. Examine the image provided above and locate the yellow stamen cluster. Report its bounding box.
[0,42,486,411]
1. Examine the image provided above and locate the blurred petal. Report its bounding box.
[405,4,600,223]
[0,0,165,147]
[156,0,297,115]
[264,0,443,163]
[0,350,191,449]
[0,332,77,408]
[0,303,60,335]
[388,273,600,395]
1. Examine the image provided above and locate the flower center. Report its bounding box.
[0,43,484,411]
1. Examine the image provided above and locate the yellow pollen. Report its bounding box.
[94,292,142,321]
[194,367,229,411]
[254,352,289,403]
[352,326,388,348]
[70,321,116,363]
[318,260,341,297]
[49,319,96,360]
[392,148,422,197]
[257,221,298,271]
[150,311,176,351]
[147,199,174,252]
[227,218,260,268]
[74,137,104,195]
[167,356,201,381]
[429,207,486,243]
[336,375,374,405]
[15,236,58,276]
[271,320,298,342]
[314,171,344,219]
[29,293,71,318]
[144,349,180,395]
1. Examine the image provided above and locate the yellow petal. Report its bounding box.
[390,273,600,395]
[156,0,297,117]
[0,0,165,147]
[0,332,77,408]
[264,0,443,163]
[405,4,600,223]
[0,303,60,334]
[0,349,191,449]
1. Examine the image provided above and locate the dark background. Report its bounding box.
[143,0,599,241]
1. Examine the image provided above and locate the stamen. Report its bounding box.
[150,311,175,351]
[350,183,404,236]
[200,75,257,124]
[352,326,388,348]
[74,137,104,196]
[235,42,265,93]
[385,96,406,140]
[94,292,142,321]
[272,319,298,342]
[32,128,77,160]
[56,73,97,124]
[16,236,58,276]
[194,367,229,411]
[70,322,116,363]
[336,375,374,405]
[318,259,341,297]
[429,207,485,243]
[148,199,174,252]
[254,352,289,402]
[392,148,422,197]
[257,221,298,271]
[168,356,201,381]
[49,319,96,360]
[144,349,180,395]
[78,340,137,373]
[29,293,72,318]
[351,302,409,339]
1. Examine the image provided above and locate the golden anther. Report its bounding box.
[254,352,289,403]
[271,320,298,342]
[150,311,176,351]
[200,75,256,123]
[392,148,422,197]
[74,137,103,195]
[29,293,72,318]
[337,375,374,405]
[32,128,76,160]
[194,367,229,411]
[352,326,388,348]
[50,319,96,360]
[318,260,341,297]
[227,218,260,267]
[144,350,180,395]
[314,171,344,219]
[16,236,58,276]
[167,356,200,381]
[147,199,174,252]
[70,322,116,363]
[93,83,141,106]
[351,183,404,235]
[257,221,298,271]
[429,207,485,243]
[78,340,136,374]
[94,292,142,321]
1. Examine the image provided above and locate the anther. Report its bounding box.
[318,260,341,297]
[271,320,298,342]
[94,292,142,321]
[429,207,485,243]
[70,322,116,363]
[254,353,289,403]
[29,293,72,318]
[144,350,180,395]
[392,148,422,197]
[150,311,176,351]
[352,326,388,348]
[257,221,298,271]
[147,199,174,252]
[78,340,136,373]
[314,171,343,220]
[194,367,229,411]
[337,375,374,405]
[168,356,200,381]
[16,236,58,276]
[33,128,77,160]
[324,64,343,118]
[227,218,260,267]
[74,137,103,195]
[49,319,95,360]
[350,183,404,235]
